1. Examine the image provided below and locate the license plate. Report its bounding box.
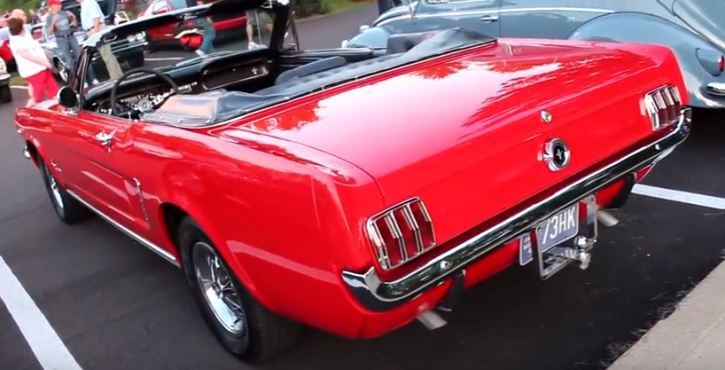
[536,204,579,253]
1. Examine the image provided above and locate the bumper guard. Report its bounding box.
[342,108,692,312]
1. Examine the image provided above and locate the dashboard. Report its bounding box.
[90,53,273,117]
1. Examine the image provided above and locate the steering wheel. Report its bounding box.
[110,67,180,117]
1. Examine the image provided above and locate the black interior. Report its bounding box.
[90,28,495,126]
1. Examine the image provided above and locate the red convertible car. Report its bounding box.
[16,0,691,363]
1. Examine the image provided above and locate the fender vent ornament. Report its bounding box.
[542,138,570,172]
[540,110,552,123]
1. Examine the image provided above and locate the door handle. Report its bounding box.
[94,131,114,148]
[480,14,499,22]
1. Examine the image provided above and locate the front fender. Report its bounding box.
[569,12,725,109]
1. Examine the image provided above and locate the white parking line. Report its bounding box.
[633,184,725,210]
[0,256,83,370]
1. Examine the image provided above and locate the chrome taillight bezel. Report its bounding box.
[643,85,682,130]
[365,197,436,271]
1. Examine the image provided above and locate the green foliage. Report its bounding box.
[293,0,327,17]
[317,0,331,14]
[0,0,40,13]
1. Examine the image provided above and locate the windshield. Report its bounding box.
[84,3,290,87]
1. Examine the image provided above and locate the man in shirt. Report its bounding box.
[192,0,215,56]
[30,9,41,25]
[9,9,33,35]
[79,0,122,82]
[46,0,81,75]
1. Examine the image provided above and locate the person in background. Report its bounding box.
[10,9,37,100]
[245,9,272,50]
[79,0,123,82]
[39,8,50,23]
[30,9,40,24]
[46,0,81,74]
[193,0,215,56]
[7,17,58,106]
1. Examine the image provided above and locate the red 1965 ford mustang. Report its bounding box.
[16,0,690,362]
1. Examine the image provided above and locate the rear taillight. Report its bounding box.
[643,85,682,130]
[719,55,724,73]
[365,198,436,270]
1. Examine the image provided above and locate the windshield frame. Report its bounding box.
[72,0,293,97]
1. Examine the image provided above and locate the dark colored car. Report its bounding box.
[345,0,725,111]
[29,21,145,83]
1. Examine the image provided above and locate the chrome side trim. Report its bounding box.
[133,178,152,229]
[66,190,180,267]
[376,6,614,27]
[50,160,62,173]
[341,108,692,312]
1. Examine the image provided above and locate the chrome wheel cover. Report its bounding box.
[46,166,64,210]
[192,242,246,335]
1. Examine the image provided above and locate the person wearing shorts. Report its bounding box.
[246,9,273,50]
[7,17,59,106]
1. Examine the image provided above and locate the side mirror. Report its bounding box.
[57,86,79,108]
[359,25,370,33]
[341,39,349,48]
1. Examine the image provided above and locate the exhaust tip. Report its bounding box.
[417,310,447,330]
[597,210,619,227]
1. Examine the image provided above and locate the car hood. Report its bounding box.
[215,38,680,238]
[673,0,725,51]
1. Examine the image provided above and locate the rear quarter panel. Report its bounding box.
[129,124,385,337]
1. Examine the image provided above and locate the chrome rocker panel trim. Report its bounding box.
[66,189,181,267]
[341,108,692,312]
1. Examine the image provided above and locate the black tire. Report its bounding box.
[38,156,92,225]
[178,217,302,362]
[0,85,11,103]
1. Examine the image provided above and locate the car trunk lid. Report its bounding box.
[218,39,677,244]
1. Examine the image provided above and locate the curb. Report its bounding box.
[607,259,725,370]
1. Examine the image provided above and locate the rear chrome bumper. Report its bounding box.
[342,108,692,312]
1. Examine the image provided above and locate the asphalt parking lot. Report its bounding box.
[2,6,725,370]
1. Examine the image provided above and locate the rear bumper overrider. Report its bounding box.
[342,108,692,313]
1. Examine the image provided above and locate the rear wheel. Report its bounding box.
[178,217,302,362]
[38,156,92,224]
